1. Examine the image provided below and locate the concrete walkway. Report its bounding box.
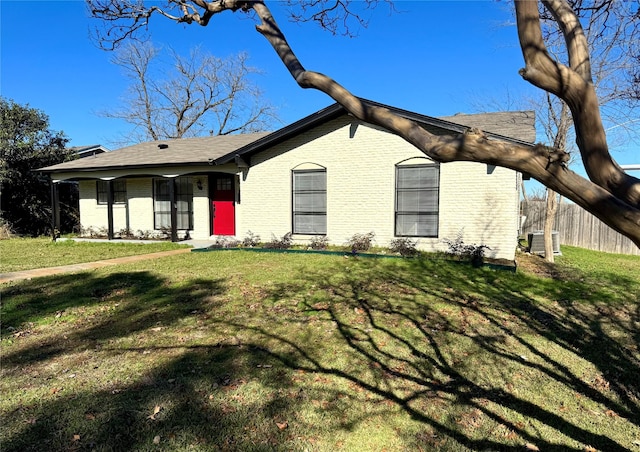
[0,248,192,284]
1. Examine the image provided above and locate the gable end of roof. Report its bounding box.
[213,99,536,165]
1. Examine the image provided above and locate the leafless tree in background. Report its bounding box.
[102,41,278,142]
[87,0,640,248]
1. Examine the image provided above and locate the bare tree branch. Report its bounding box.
[100,41,278,141]
[283,0,392,36]
[516,0,640,209]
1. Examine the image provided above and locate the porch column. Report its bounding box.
[50,180,60,241]
[106,180,114,240]
[169,178,178,242]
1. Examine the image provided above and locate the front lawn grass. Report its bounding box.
[0,237,188,272]
[1,246,639,451]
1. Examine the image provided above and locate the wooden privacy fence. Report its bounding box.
[521,200,640,256]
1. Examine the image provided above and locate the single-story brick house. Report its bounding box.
[39,100,535,260]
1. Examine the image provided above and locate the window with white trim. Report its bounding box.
[292,169,326,235]
[153,177,193,230]
[395,164,439,237]
[97,180,126,204]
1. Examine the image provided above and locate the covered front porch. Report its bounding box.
[48,169,241,243]
[37,132,265,244]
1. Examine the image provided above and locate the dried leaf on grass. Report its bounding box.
[148,405,161,420]
[591,374,610,391]
[275,421,288,430]
[525,443,540,451]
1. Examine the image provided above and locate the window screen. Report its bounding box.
[153,177,194,230]
[395,165,439,237]
[97,180,127,204]
[292,170,326,235]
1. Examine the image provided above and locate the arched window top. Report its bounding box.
[395,162,440,238]
[292,162,326,171]
[292,166,326,235]
[396,156,438,167]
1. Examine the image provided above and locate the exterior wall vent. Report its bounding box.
[528,231,561,256]
[158,143,169,149]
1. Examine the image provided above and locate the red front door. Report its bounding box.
[211,175,235,235]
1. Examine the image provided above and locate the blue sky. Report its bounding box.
[1,0,637,172]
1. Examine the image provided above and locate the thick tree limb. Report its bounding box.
[86,0,640,247]
[544,0,592,80]
[250,1,640,246]
[516,0,640,210]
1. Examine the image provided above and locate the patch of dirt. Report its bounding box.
[485,257,517,269]
[515,252,567,279]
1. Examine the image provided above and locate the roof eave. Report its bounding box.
[37,160,218,174]
[213,103,346,165]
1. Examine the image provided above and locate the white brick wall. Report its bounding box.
[79,177,211,240]
[237,117,519,260]
[76,117,519,260]
[126,178,155,233]
[192,177,210,240]
[78,180,127,232]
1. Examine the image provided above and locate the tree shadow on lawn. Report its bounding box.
[1,271,226,366]
[4,343,346,451]
[2,269,373,451]
[240,257,640,451]
[2,256,639,451]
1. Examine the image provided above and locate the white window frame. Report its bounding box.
[96,180,126,205]
[395,164,440,237]
[292,169,327,235]
[153,177,194,230]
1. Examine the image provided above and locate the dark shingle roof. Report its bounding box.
[439,111,536,143]
[41,133,270,172]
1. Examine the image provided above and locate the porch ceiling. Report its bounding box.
[48,164,239,183]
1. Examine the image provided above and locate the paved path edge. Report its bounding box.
[0,248,192,284]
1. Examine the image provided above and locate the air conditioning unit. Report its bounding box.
[528,231,561,256]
